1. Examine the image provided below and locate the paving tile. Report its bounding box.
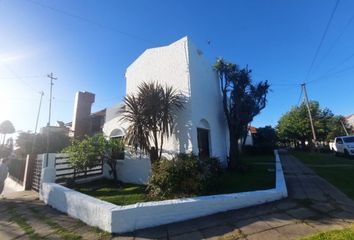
[287,207,317,220]
[260,213,294,228]
[201,225,236,239]
[247,229,283,240]
[275,200,298,211]
[305,218,344,232]
[25,217,57,237]
[136,225,168,239]
[310,202,336,213]
[0,221,26,240]
[235,217,271,235]
[275,223,316,240]
[195,215,228,230]
[169,230,203,240]
[329,211,354,224]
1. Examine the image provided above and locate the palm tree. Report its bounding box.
[123,82,184,162]
[0,120,15,146]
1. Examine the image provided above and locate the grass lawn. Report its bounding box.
[210,153,275,194]
[74,153,275,205]
[302,225,354,240]
[74,179,147,206]
[292,151,354,200]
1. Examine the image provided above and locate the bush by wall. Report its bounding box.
[146,154,221,200]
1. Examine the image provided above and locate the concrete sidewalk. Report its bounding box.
[1,151,354,240]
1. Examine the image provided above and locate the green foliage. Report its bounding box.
[16,131,70,157]
[214,59,270,170]
[63,135,106,172]
[123,82,184,161]
[246,126,277,154]
[301,226,354,240]
[146,154,221,200]
[276,101,351,146]
[63,135,124,182]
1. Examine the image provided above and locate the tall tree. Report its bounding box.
[214,59,270,170]
[0,120,15,146]
[16,131,70,157]
[276,101,350,147]
[123,82,184,162]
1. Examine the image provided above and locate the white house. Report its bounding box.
[103,36,229,164]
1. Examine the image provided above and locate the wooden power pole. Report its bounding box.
[301,83,317,147]
[46,73,57,166]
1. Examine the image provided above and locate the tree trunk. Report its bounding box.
[111,162,118,183]
[159,133,164,160]
[228,129,240,170]
[152,128,159,162]
[2,134,6,146]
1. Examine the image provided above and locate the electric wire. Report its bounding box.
[304,0,340,82]
[27,0,156,45]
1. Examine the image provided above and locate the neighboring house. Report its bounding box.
[345,114,354,134]
[244,126,257,146]
[103,36,229,163]
[69,91,106,138]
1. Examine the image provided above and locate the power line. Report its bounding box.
[308,63,354,84]
[27,0,156,45]
[305,0,340,82]
[0,62,41,93]
[0,75,46,80]
[312,12,354,73]
[297,87,303,106]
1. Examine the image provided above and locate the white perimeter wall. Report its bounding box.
[40,150,287,233]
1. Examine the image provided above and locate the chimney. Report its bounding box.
[72,91,95,138]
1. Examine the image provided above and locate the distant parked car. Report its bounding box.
[330,136,354,158]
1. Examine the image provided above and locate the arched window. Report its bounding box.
[109,128,125,139]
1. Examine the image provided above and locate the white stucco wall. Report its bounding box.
[123,36,229,161]
[103,152,151,185]
[125,37,193,156]
[187,40,228,161]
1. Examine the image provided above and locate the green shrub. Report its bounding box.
[146,153,222,200]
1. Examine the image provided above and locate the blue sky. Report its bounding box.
[1,0,354,133]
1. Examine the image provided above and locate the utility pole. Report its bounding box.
[301,83,317,147]
[31,91,44,153]
[340,119,349,136]
[46,73,57,166]
[47,73,57,127]
[34,91,44,134]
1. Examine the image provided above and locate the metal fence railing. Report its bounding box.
[55,156,103,184]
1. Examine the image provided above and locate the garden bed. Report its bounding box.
[40,150,285,233]
[73,153,275,205]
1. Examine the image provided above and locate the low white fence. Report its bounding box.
[40,150,287,233]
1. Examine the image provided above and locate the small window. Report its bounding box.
[336,138,343,144]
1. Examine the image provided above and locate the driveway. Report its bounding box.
[1,151,354,240]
